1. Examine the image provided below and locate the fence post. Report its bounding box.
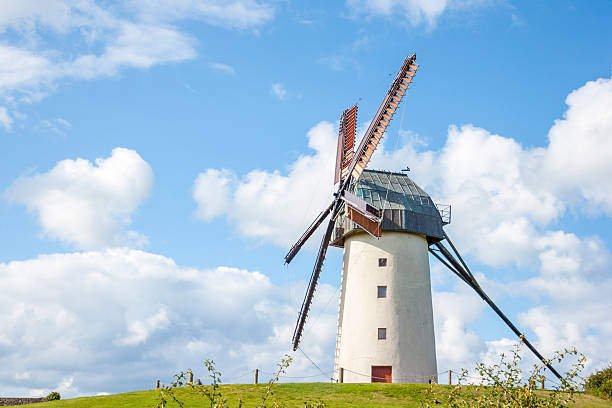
[339,367,344,383]
[254,368,259,385]
[155,380,160,390]
[189,372,194,384]
[448,370,452,385]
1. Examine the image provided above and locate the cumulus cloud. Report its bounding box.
[433,287,485,373]
[195,75,612,262]
[118,306,170,346]
[193,169,235,220]
[544,77,612,213]
[193,121,337,246]
[6,148,153,250]
[0,0,275,126]
[0,248,337,397]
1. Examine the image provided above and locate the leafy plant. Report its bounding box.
[154,354,305,407]
[46,391,61,401]
[257,354,292,408]
[155,369,192,408]
[584,364,612,398]
[155,361,235,408]
[421,342,586,408]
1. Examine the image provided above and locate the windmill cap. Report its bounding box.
[331,169,446,247]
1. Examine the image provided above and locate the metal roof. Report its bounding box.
[331,169,446,247]
[351,169,437,213]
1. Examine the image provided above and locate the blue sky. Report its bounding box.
[1,0,612,398]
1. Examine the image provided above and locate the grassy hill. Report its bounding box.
[28,383,612,407]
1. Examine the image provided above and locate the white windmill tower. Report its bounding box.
[328,168,447,383]
[284,54,565,384]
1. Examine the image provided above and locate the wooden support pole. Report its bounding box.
[189,372,194,384]
[540,378,545,390]
[339,367,344,383]
[155,380,160,390]
[254,368,259,385]
[448,370,452,385]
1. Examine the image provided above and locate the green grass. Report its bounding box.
[28,383,612,407]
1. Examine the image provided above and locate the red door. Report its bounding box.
[371,366,392,383]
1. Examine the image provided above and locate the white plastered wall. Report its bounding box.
[334,231,437,383]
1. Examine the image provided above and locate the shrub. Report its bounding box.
[421,342,585,408]
[584,364,612,398]
[46,391,61,401]
[154,355,296,407]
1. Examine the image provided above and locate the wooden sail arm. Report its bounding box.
[343,54,419,184]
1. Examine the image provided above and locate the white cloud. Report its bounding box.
[0,106,13,129]
[0,248,337,397]
[193,121,337,246]
[346,0,458,27]
[68,22,197,79]
[271,82,288,100]
[0,0,275,127]
[195,75,612,264]
[129,0,275,30]
[193,169,235,220]
[209,62,236,74]
[433,287,485,373]
[6,148,153,250]
[544,77,612,214]
[118,306,170,345]
[0,44,54,101]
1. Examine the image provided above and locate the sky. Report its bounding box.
[1,0,612,398]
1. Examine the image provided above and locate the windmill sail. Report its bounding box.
[291,213,338,351]
[344,55,418,183]
[286,54,419,352]
[334,105,358,185]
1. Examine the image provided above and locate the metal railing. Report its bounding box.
[435,204,451,225]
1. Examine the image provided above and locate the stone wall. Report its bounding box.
[0,397,48,406]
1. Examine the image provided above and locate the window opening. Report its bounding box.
[377,286,387,298]
[378,328,386,340]
[378,258,387,267]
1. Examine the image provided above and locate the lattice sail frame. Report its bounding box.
[347,56,419,183]
[334,105,358,185]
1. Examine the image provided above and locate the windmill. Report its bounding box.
[284,54,564,384]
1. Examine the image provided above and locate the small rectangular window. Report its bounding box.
[377,286,387,298]
[378,258,387,267]
[378,328,386,340]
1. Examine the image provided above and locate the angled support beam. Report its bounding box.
[432,235,565,382]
